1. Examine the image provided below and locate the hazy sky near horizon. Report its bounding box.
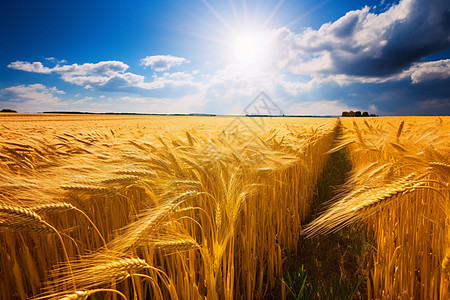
[1,0,449,115]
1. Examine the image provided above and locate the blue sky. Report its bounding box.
[1,0,449,115]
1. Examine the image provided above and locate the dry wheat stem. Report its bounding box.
[30,202,107,247]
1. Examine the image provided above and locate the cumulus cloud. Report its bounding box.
[0,84,65,112]
[8,61,52,74]
[140,55,189,71]
[409,59,450,83]
[8,60,131,89]
[0,84,114,112]
[74,96,93,104]
[54,61,129,75]
[1,84,65,101]
[273,0,450,79]
[8,59,198,92]
[132,72,198,91]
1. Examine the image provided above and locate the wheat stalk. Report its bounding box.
[390,142,407,152]
[57,290,89,300]
[396,120,404,142]
[129,140,147,151]
[29,202,107,247]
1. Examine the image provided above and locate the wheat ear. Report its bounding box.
[0,205,76,289]
[51,256,151,291]
[443,249,450,274]
[35,288,128,300]
[1,204,46,223]
[302,173,424,237]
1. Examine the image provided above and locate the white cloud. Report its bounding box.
[3,83,65,99]
[72,96,94,105]
[0,84,65,112]
[45,57,67,64]
[53,61,129,75]
[51,61,137,89]
[160,72,193,81]
[7,60,198,92]
[369,104,378,112]
[8,60,132,89]
[268,0,450,80]
[140,55,189,71]
[0,84,112,112]
[409,59,450,83]
[8,61,52,74]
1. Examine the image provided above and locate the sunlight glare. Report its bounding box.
[227,29,271,68]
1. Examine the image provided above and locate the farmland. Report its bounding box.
[0,114,449,299]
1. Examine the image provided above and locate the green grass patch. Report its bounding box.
[272,124,374,299]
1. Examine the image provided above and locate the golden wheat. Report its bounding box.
[0,113,378,299]
[305,116,450,299]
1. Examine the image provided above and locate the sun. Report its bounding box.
[226,29,272,68]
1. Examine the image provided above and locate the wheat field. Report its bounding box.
[304,116,450,299]
[0,114,448,299]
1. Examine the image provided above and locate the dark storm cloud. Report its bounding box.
[337,5,450,76]
[309,77,450,115]
[291,0,450,78]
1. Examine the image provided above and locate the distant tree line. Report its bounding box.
[341,111,377,117]
[1,108,17,113]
